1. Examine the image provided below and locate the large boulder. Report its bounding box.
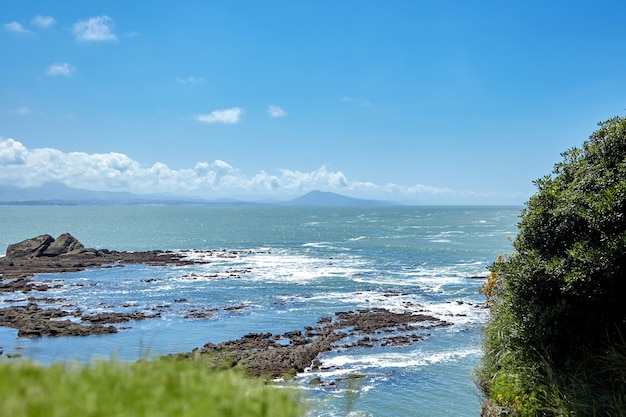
[5,234,55,259]
[42,233,84,256]
[5,233,87,259]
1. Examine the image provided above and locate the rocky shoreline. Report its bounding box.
[175,307,450,380]
[0,233,198,280]
[1,233,462,379]
[0,233,205,338]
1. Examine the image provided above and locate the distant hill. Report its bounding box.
[0,183,226,206]
[0,184,393,207]
[285,190,394,206]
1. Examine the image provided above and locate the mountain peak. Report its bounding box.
[287,190,393,206]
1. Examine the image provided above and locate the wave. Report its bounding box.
[307,347,482,380]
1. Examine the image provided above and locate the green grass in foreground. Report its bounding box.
[0,357,304,417]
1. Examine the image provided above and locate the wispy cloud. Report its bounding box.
[31,15,56,29]
[341,96,371,106]
[73,16,117,42]
[0,137,523,204]
[14,106,32,115]
[46,62,75,77]
[197,107,245,124]
[4,21,33,35]
[176,76,205,84]
[267,105,287,118]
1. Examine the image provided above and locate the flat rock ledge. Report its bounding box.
[0,303,161,338]
[174,308,451,380]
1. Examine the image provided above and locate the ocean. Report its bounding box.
[0,205,520,416]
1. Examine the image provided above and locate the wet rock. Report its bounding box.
[184,308,216,319]
[178,308,450,379]
[309,377,323,385]
[0,303,118,338]
[82,311,160,324]
[0,278,49,294]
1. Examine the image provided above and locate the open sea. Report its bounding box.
[0,205,520,416]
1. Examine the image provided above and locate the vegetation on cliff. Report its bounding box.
[477,116,626,416]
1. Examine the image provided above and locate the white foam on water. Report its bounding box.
[427,300,488,326]
[276,289,424,313]
[302,241,332,248]
[351,270,475,292]
[239,251,368,284]
[275,287,485,328]
[318,347,481,373]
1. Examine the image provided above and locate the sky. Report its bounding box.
[1,0,626,204]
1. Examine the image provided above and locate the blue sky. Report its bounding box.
[1,1,625,204]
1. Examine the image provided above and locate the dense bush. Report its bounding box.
[0,357,304,417]
[477,116,626,416]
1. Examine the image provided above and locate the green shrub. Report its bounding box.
[477,116,626,416]
[0,357,304,417]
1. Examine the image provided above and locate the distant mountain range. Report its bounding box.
[0,183,394,207]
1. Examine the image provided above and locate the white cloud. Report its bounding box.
[73,16,117,42]
[0,138,362,197]
[31,15,56,29]
[0,138,28,165]
[0,138,525,204]
[197,107,245,124]
[4,21,33,35]
[46,62,75,77]
[176,76,205,84]
[213,160,234,171]
[267,105,287,118]
[14,106,32,115]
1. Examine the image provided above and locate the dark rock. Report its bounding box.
[184,308,216,319]
[42,233,84,256]
[6,234,55,259]
[0,235,197,281]
[0,303,118,338]
[177,308,450,379]
[0,278,49,294]
[82,311,160,324]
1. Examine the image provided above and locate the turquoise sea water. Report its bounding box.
[0,205,520,416]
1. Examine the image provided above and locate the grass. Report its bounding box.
[477,343,626,417]
[0,357,305,417]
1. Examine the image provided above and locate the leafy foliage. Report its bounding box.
[477,116,626,416]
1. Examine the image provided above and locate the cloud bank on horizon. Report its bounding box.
[0,137,523,204]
